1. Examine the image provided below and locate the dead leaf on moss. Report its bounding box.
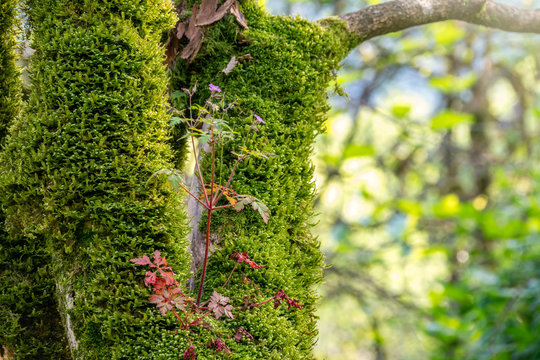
[196,0,236,27]
[222,54,252,74]
[164,29,179,66]
[170,0,249,63]
[176,21,187,39]
[230,2,248,29]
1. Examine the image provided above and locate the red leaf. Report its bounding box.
[184,345,196,360]
[209,337,231,355]
[130,255,154,267]
[208,291,234,320]
[144,271,157,287]
[153,250,165,266]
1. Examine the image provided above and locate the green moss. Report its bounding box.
[169,1,355,358]
[0,2,70,359]
[0,0,193,358]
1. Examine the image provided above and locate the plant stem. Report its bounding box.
[192,136,209,206]
[214,157,242,205]
[176,181,209,209]
[188,310,212,327]
[196,208,212,305]
[221,262,238,288]
[212,204,234,210]
[250,297,274,308]
[171,309,188,329]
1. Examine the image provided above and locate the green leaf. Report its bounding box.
[343,144,375,158]
[391,104,411,118]
[251,200,270,224]
[149,169,185,191]
[429,73,477,93]
[431,110,474,131]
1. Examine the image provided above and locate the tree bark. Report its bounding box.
[338,0,540,43]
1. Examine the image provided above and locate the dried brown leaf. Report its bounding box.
[196,0,218,24]
[222,56,238,74]
[181,31,204,61]
[230,2,248,29]
[176,21,187,39]
[196,0,236,27]
[164,29,179,67]
[186,3,201,40]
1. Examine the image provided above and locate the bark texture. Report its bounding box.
[339,0,540,43]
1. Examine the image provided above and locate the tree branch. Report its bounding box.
[338,0,540,43]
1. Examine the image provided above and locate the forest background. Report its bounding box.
[262,0,540,359]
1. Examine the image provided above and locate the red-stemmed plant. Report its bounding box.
[131,83,302,358]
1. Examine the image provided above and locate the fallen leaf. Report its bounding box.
[196,0,236,27]
[230,2,248,29]
[176,21,187,39]
[222,56,238,74]
[163,29,179,66]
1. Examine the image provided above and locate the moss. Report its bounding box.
[0,2,70,359]
[169,1,354,358]
[0,0,193,358]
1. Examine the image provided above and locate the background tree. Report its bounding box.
[1,0,539,359]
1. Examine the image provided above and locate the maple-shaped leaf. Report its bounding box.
[149,169,185,192]
[130,255,155,267]
[208,291,234,320]
[153,250,166,267]
[183,345,196,360]
[144,271,158,287]
[150,292,173,316]
[233,195,253,211]
[234,327,254,343]
[209,337,231,355]
[233,195,270,223]
[251,200,270,224]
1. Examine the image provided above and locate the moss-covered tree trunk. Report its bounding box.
[0,1,70,359]
[0,0,192,359]
[165,1,357,358]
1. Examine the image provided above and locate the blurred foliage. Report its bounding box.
[266,1,540,359]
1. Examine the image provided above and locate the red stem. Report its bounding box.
[221,262,238,288]
[176,180,209,209]
[249,297,274,308]
[213,157,242,205]
[192,136,210,207]
[196,208,212,305]
[171,309,188,329]
[212,204,234,210]
[188,310,212,327]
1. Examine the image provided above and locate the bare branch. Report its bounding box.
[337,0,540,43]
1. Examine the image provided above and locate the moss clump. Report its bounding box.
[169,1,356,358]
[0,0,193,358]
[0,2,70,359]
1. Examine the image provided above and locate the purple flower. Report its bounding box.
[209,83,221,93]
[254,114,265,124]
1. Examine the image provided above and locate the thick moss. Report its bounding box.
[169,1,356,358]
[0,2,70,359]
[0,0,20,141]
[1,0,192,358]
